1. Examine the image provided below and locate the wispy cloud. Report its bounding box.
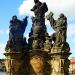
[6,29,9,34]
[73,38,75,42]
[0,29,4,35]
[67,23,75,37]
[18,0,75,19]
[0,43,6,58]
[0,29,9,35]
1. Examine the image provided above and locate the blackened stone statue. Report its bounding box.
[5,15,28,52]
[9,16,28,41]
[30,0,48,49]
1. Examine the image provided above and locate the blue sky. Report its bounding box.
[0,0,75,58]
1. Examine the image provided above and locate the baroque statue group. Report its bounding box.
[5,0,70,52]
[5,0,71,75]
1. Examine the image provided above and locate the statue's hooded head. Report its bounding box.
[34,0,39,3]
[59,13,64,18]
[12,15,17,22]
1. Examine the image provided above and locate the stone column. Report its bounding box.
[50,47,71,75]
[4,52,23,75]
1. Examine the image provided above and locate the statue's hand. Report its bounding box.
[23,16,28,21]
[31,8,34,11]
[46,12,54,20]
[49,12,54,17]
[25,16,28,19]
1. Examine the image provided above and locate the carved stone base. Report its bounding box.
[49,47,71,75]
[4,48,71,75]
[30,55,44,75]
[29,50,51,75]
[4,52,28,75]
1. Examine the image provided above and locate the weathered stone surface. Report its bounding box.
[4,0,71,75]
[5,16,28,52]
[30,55,44,74]
[4,52,24,75]
[44,33,52,52]
[49,47,71,75]
[29,0,48,50]
[46,12,70,51]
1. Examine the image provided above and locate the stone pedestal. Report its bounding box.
[4,49,71,75]
[4,52,24,75]
[4,51,31,75]
[49,47,71,75]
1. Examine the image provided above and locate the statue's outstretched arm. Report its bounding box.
[46,12,56,29]
[21,16,28,33]
[31,5,37,11]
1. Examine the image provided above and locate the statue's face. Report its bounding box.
[34,0,39,3]
[12,16,17,21]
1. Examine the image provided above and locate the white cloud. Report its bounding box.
[19,0,34,16]
[6,29,9,34]
[19,0,75,19]
[0,43,6,58]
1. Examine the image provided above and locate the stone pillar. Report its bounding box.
[50,47,71,75]
[4,52,23,75]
